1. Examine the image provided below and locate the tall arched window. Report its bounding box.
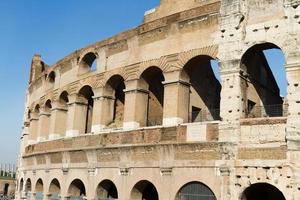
[79,52,97,74]
[68,179,86,200]
[96,180,118,199]
[241,43,287,118]
[140,67,165,126]
[130,180,159,200]
[78,86,94,133]
[105,75,125,128]
[181,56,221,122]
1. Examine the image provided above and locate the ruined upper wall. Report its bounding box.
[144,0,220,23]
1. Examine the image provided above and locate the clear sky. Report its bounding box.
[0,0,160,164]
[0,0,287,164]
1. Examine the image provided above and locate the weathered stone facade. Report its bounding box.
[17,0,300,199]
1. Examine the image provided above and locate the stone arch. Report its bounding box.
[78,85,94,134]
[130,180,159,200]
[241,182,285,200]
[29,104,40,142]
[25,178,32,200]
[95,179,118,199]
[240,42,287,118]
[48,178,61,200]
[19,178,24,192]
[175,181,216,200]
[79,52,98,73]
[181,55,221,123]
[104,74,126,128]
[140,66,165,126]
[47,71,56,89]
[67,179,86,198]
[34,179,44,200]
[178,46,219,68]
[3,183,9,196]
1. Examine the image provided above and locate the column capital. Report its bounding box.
[67,93,88,105]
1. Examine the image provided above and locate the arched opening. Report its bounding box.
[35,179,44,200]
[78,86,94,133]
[96,179,118,200]
[25,179,32,200]
[3,183,9,196]
[38,100,52,141]
[105,75,126,128]
[19,178,24,192]
[68,179,86,200]
[175,181,216,200]
[29,104,40,142]
[241,183,285,200]
[79,52,97,73]
[53,91,69,137]
[49,179,61,200]
[241,43,287,118]
[141,67,165,126]
[181,56,221,122]
[130,180,159,200]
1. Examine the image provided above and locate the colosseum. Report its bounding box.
[16,0,300,199]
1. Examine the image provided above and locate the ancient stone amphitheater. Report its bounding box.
[16,0,300,200]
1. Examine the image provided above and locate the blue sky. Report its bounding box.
[0,0,160,164]
[0,0,287,164]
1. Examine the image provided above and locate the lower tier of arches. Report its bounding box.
[16,166,298,200]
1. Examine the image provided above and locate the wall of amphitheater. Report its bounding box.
[17,0,300,200]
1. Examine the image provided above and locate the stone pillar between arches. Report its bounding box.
[162,70,190,127]
[65,93,88,137]
[48,101,68,140]
[91,87,115,132]
[123,79,149,130]
[37,107,50,142]
[28,113,39,144]
[218,59,246,143]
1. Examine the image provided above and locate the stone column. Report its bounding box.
[286,62,300,149]
[28,112,39,144]
[48,101,68,140]
[123,79,149,129]
[218,59,246,142]
[65,93,88,137]
[91,87,115,132]
[162,70,190,126]
[37,107,51,142]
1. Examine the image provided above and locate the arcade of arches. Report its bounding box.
[26,44,287,142]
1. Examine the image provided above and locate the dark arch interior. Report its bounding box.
[96,180,118,199]
[4,183,9,196]
[131,180,159,200]
[59,91,69,105]
[45,100,52,111]
[34,105,40,114]
[48,71,55,83]
[241,43,287,117]
[176,181,216,200]
[25,179,31,192]
[79,85,94,133]
[49,179,61,193]
[242,183,285,200]
[106,75,125,128]
[68,179,86,197]
[141,67,165,126]
[182,56,221,122]
[80,52,97,71]
[19,179,24,192]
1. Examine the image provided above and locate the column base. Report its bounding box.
[66,130,80,137]
[163,117,183,127]
[91,124,106,133]
[123,121,140,130]
[48,133,61,140]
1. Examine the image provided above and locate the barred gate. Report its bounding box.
[176,182,216,200]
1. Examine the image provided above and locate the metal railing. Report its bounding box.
[245,104,288,118]
[189,109,221,123]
